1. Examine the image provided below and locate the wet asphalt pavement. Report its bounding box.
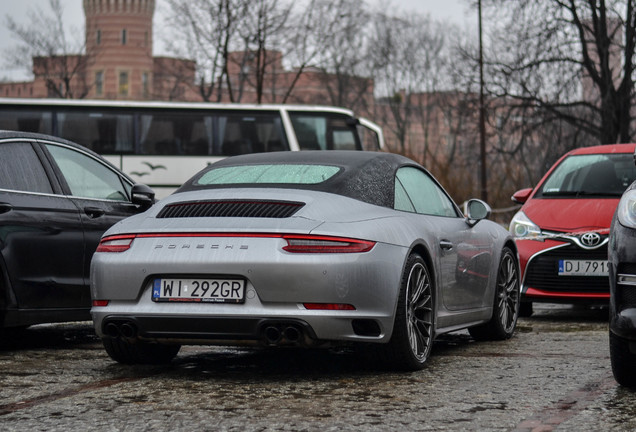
[0,304,633,431]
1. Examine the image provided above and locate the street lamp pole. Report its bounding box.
[478,0,488,202]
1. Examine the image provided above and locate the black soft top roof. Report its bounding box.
[177,151,420,208]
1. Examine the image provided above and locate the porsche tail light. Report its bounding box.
[96,235,136,252]
[282,235,375,253]
[303,303,356,310]
[96,233,374,253]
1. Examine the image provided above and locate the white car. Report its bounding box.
[91,151,520,370]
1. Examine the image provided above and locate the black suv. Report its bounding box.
[0,131,153,329]
[609,161,636,387]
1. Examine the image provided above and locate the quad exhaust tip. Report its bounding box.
[103,320,138,339]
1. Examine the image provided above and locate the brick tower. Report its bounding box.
[83,0,155,100]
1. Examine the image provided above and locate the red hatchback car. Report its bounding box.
[510,144,636,316]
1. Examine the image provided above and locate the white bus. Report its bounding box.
[0,98,384,198]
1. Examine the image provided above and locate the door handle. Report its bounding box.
[84,206,106,218]
[0,202,13,215]
[439,240,453,251]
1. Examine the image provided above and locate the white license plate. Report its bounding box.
[558,260,609,276]
[152,278,245,303]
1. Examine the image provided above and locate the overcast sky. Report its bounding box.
[1,0,473,81]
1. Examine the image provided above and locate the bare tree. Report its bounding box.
[164,0,322,104]
[285,0,374,112]
[369,11,447,155]
[482,0,636,145]
[163,0,250,102]
[234,0,293,103]
[3,0,94,98]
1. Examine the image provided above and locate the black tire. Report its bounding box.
[518,301,533,318]
[610,331,636,387]
[381,254,434,371]
[0,257,10,329]
[102,338,180,365]
[469,247,520,341]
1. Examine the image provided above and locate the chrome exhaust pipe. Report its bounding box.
[120,322,137,338]
[264,326,282,344]
[104,322,120,338]
[284,326,301,343]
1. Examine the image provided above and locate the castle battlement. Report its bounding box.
[83,0,155,16]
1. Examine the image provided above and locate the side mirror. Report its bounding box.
[131,184,155,210]
[465,199,491,227]
[511,188,533,204]
[345,116,360,127]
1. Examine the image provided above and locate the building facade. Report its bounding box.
[0,0,373,108]
[0,0,198,101]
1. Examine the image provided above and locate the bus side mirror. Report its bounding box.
[131,184,155,209]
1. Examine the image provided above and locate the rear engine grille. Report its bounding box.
[524,244,609,294]
[157,200,304,219]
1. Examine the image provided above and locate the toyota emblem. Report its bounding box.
[580,232,601,247]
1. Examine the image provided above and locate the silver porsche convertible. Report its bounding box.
[91,151,520,370]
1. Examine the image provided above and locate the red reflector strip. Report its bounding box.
[92,300,109,307]
[135,232,284,239]
[303,303,356,311]
[524,287,610,299]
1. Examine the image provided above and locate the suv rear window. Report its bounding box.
[0,142,53,194]
[196,164,341,185]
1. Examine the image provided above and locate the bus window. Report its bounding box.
[0,99,384,198]
[56,111,134,154]
[0,109,52,134]
[140,112,212,155]
[333,130,356,150]
[219,113,288,155]
[289,114,360,151]
[357,124,381,151]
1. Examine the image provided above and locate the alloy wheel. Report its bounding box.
[497,252,519,333]
[406,262,433,361]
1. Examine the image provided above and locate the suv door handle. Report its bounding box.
[84,206,105,218]
[0,202,13,215]
[439,240,453,251]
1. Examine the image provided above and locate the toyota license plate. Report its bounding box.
[152,278,245,303]
[558,260,609,276]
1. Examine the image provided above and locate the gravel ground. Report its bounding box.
[0,304,630,431]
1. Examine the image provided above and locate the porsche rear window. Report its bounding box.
[196,164,341,185]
